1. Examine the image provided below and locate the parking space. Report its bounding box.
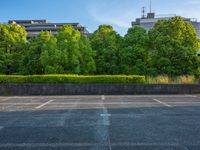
[0,95,200,149]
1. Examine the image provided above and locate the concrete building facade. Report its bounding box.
[132,12,200,38]
[8,20,90,38]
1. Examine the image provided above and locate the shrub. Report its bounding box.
[0,75,145,84]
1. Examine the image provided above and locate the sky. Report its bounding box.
[1,0,200,35]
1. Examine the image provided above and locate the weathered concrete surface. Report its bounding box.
[0,84,200,95]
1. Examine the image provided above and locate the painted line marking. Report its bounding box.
[101,95,105,100]
[0,103,17,110]
[100,114,111,117]
[2,102,200,105]
[50,102,156,105]
[108,138,112,150]
[35,100,54,109]
[107,95,198,98]
[167,102,200,104]
[100,95,111,126]
[0,142,196,147]
[101,108,110,126]
[0,98,11,102]
[153,99,172,107]
[0,103,43,105]
[185,95,197,98]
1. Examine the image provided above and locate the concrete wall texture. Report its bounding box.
[0,84,200,95]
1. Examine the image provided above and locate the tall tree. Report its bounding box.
[57,25,81,74]
[90,25,122,74]
[79,35,96,74]
[121,26,149,75]
[40,31,64,74]
[148,17,200,76]
[0,24,27,74]
[20,37,43,74]
[21,31,62,74]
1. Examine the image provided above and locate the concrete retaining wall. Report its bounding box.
[0,84,200,95]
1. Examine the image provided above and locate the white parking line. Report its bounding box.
[101,95,105,100]
[0,98,11,102]
[50,102,145,105]
[0,142,194,147]
[35,100,54,109]
[2,102,200,105]
[100,114,111,117]
[101,110,111,126]
[0,103,43,105]
[184,95,197,98]
[169,102,200,104]
[100,95,111,126]
[108,95,198,98]
[153,99,172,107]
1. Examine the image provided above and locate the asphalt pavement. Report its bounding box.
[0,95,200,150]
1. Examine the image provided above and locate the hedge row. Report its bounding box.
[0,75,145,84]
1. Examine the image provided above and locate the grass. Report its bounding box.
[146,75,197,84]
[174,75,196,84]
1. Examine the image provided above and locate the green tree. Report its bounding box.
[148,17,200,76]
[21,31,64,74]
[121,26,149,75]
[0,24,27,74]
[90,25,122,74]
[20,37,44,74]
[40,31,64,74]
[79,35,96,74]
[57,25,81,74]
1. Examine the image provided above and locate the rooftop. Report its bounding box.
[8,19,90,37]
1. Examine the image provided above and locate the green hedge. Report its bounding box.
[0,75,145,84]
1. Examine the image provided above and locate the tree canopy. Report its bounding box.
[0,17,199,76]
[148,16,200,76]
[121,26,149,75]
[90,25,122,74]
[0,24,27,74]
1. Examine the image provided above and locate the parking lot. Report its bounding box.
[0,95,200,150]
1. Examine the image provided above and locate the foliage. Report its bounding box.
[0,18,200,78]
[0,24,27,74]
[40,31,64,74]
[121,26,149,75]
[0,75,145,84]
[20,26,95,75]
[79,35,96,74]
[20,34,45,74]
[0,74,197,84]
[90,25,122,74]
[57,25,81,74]
[148,17,200,76]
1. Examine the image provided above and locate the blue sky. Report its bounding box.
[1,0,200,35]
